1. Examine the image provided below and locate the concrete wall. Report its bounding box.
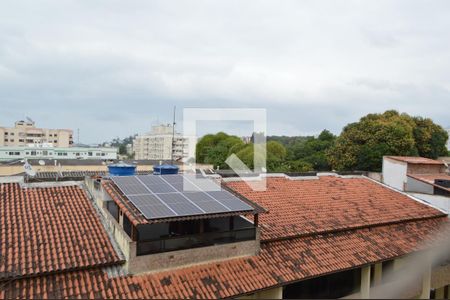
[382,157,407,191]
[128,237,259,274]
[0,162,213,176]
[409,192,449,213]
[406,176,435,194]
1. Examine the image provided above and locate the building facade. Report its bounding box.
[0,144,117,161]
[133,124,195,161]
[0,119,73,147]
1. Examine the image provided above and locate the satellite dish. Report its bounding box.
[24,160,36,177]
[38,160,45,166]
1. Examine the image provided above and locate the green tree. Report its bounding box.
[327,110,447,171]
[413,117,449,158]
[235,141,287,171]
[288,130,336,170]
[196,132,244,168]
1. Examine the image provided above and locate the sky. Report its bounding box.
[0,0,449,143]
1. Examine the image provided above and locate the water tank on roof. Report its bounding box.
[108,162,136,176]
[153,164,179,175]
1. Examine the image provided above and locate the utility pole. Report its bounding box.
[77,128,80,144]
[171,106,176,165]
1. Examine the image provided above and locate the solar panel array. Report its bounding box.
[111,174,253,220]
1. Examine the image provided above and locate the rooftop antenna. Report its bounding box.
[77,128,80,144]
[171,106,176,165]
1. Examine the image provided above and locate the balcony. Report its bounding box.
[136,227,256,255]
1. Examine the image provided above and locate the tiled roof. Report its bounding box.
[1,175,450,299]
[0,183,123,281]
[2,217,449,299]
[385,156,445,165]
[225,176,445,241]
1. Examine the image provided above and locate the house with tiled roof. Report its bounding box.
[1,171,450,299]
[382,156,450,213]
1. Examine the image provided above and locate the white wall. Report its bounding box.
[409,193,450,213]
[382,157,407,191]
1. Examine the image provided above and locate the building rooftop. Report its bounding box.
[0,183,123,281]
[225,176,445,241]
[408,173,450,193]
[1,175,449,298]
[385,156,445,165]
[103,176,264,225]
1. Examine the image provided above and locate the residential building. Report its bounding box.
[1,172,450,299]
[382,156,450,212]
[0,144,117,161]
[0,119,73,147]
[133,124,195,161]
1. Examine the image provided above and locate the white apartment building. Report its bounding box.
[0,119,73,147]
[133,124,195,161]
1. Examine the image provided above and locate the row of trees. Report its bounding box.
[196,110,449,172]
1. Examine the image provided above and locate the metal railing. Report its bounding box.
[136,227,256,256]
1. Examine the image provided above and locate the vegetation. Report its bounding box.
[106,135,137,157]
[196,110,448,173]
[327,110,448,171]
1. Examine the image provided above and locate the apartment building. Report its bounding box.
[0,119,73,147]
[1,172,450,299]
[133,124,195,161]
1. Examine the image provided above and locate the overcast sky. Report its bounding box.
[1,1,449,143]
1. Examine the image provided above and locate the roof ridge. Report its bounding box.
[261,214,447,244]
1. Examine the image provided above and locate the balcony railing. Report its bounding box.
[136,227,256,256]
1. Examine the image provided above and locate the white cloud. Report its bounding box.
[0,0,449,142]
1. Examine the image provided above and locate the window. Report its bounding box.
[10,133,14,136]
[101,153,106,156]
[30,151,36,156]
[43,150,48,156]
[54,140,57,143]
[75,152,80,156]
[5,132,8,135]
[4,139,8,142]
[10,139,14,142]
[19,139,24,142]
[88,152,93,156]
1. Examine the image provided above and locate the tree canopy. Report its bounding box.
[287,130,336,171]
[195,132,244,169]
[327,110,448,171]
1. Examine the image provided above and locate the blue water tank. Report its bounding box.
[153,164,179,175]
[108,162,136,176]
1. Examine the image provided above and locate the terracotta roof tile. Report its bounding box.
[2,217,449,299]
[385,156,445,165]
[0,183,123,281]
[225,176,445,240]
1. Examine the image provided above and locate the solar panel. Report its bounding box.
[111,174,254,220]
